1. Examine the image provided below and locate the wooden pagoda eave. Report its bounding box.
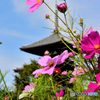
[19,33,73,56]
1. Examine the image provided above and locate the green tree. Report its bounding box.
[13,59,40,99]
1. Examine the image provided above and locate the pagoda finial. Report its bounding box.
[55,0,58,29]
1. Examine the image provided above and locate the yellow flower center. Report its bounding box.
[56,70,58,73]
[57,96,59,98]
[79,70,82,73]
[75,78,77,80]
[38,73,42,76]
[48,61,54,67]
[98,82,100,86]
[37,0,41,3]
[94,45,99,49]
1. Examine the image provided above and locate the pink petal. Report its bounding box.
[88,31,100,45]
[27,0,37,6]
[84,89,96,93]
[96,48,100,54]
[60,90,64,97]
[81,36,94,48]
[32,67,48,75]
[38,56,52,66]
[69,78,76,83]
[84,86,100,93]
[52,55,59,64]
[56,93,59,97]
[93,86,100,92]
[88,82,98,89]
[84,50,95,59]
[42,66,55,75]
[34,74,38,78]
[84,28,93,37]
[57,50,69,65]
[28,4,39,12]
[96,73,100,83]
[80,45,94,51]
[72,71,76,76]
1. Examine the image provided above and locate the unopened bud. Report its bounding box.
[73,30,76,33]
[79,18,84,21]
[0,41,2,44]
[54,28,59,33]
[57,3,67,13]
[69,52,75,57]
[61,71,67,76]
[76,35,80,38]
[44,50,49,55]
[45,14,50,19]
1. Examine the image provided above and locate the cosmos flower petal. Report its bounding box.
[69,78,76,83]
[27,0,43,12]
[81,36,94,48]
[57,50,69,65]
[88,31,100,45]
[84,50,95,59]
[52,55,60,63]
[84,27,94,37]
[83,89,96,93]
[84,86,100,93]
[60,90,64,97]
[27,0,37,6]
[38,56,52,66]
[41,66,55,75]
[96,73,100,83]
[32,67,48,75]
[80,45,94,51]
[28,4,39,12]
[34,74,38,78]
[93,86,100,92]
[56,93,59,97]
[88,82,98,89]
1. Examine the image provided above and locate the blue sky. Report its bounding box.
[0,0,100,89]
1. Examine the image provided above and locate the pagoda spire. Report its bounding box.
[55,0,58,29]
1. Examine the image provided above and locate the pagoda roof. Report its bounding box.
[19,33,73,56]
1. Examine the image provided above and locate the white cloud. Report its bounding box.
[12,0,28,13]
[0,29,35,39]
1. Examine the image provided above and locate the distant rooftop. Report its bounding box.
[13,67,23,73]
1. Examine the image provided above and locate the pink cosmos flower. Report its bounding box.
[61,71,68,76]
[51,97,55,100]
[72,67,85,76]
[69,77,77,83]
[84,72,100,93]
[19,83,35,99]
[81,31,100,59]
[4,97,9,100]
[53,68,61,74]
[23,83,36,92]
[56,90,64,98]
[26,0,43,12]
[32,50,69,78]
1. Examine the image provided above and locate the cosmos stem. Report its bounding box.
[0,69,12,100]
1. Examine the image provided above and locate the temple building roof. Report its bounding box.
[19,33,73,56]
